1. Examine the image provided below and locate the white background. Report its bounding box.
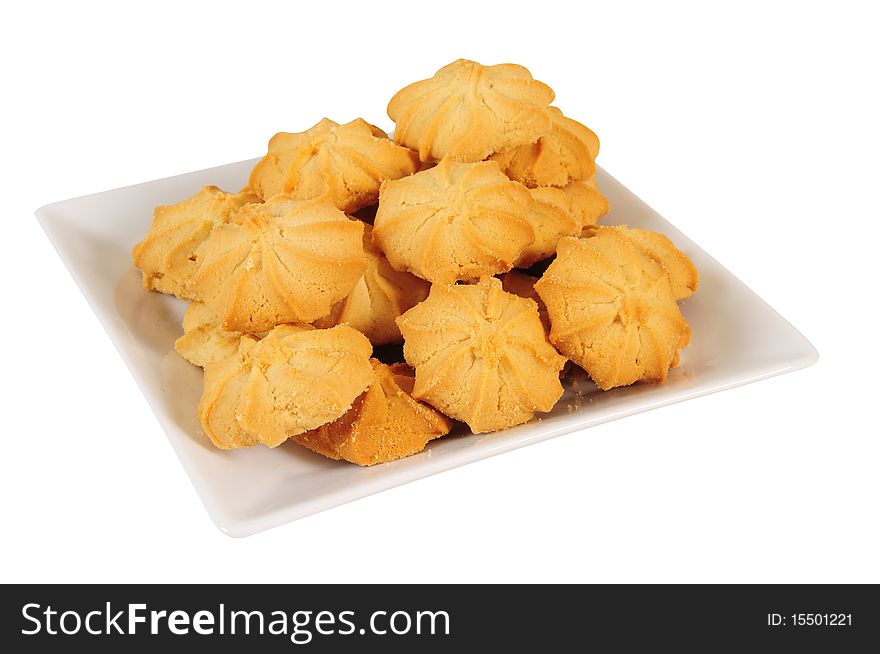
[3,1,877,583]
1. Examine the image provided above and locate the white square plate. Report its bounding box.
[37,160,818,537]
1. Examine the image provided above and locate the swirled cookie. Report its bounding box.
[247,118,419,212]
[314,224,429,345]
[174,302,251,368]
[516,186,580,267]
[372,159,534,283]
[490,107,599,188]
[132,186,258,300]
[388,59,555,162]
[565,177,610,228]
[396,277,566,433]
[198,324,374,449]
[292,361,453,465]
[190,195,367,333]
[535,228,691,390]
[610,226,698,300]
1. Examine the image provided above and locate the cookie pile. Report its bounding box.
[132,59,698,466]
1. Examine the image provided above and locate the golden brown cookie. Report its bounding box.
[372,158,534,283]
[388,59,555,163]
[565,177,611,228]
[198,324,374,449]
[190,195,367,333]
[535,228,691,390]
[490,107,599,188]
[247,118,419,212]
[314,224,429,345]
[292,361,453,466]
[396,277,566,433]
[516,186,580,267]
[613,226,698,300]
[174,302,244,368]
[132,186,258,300]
